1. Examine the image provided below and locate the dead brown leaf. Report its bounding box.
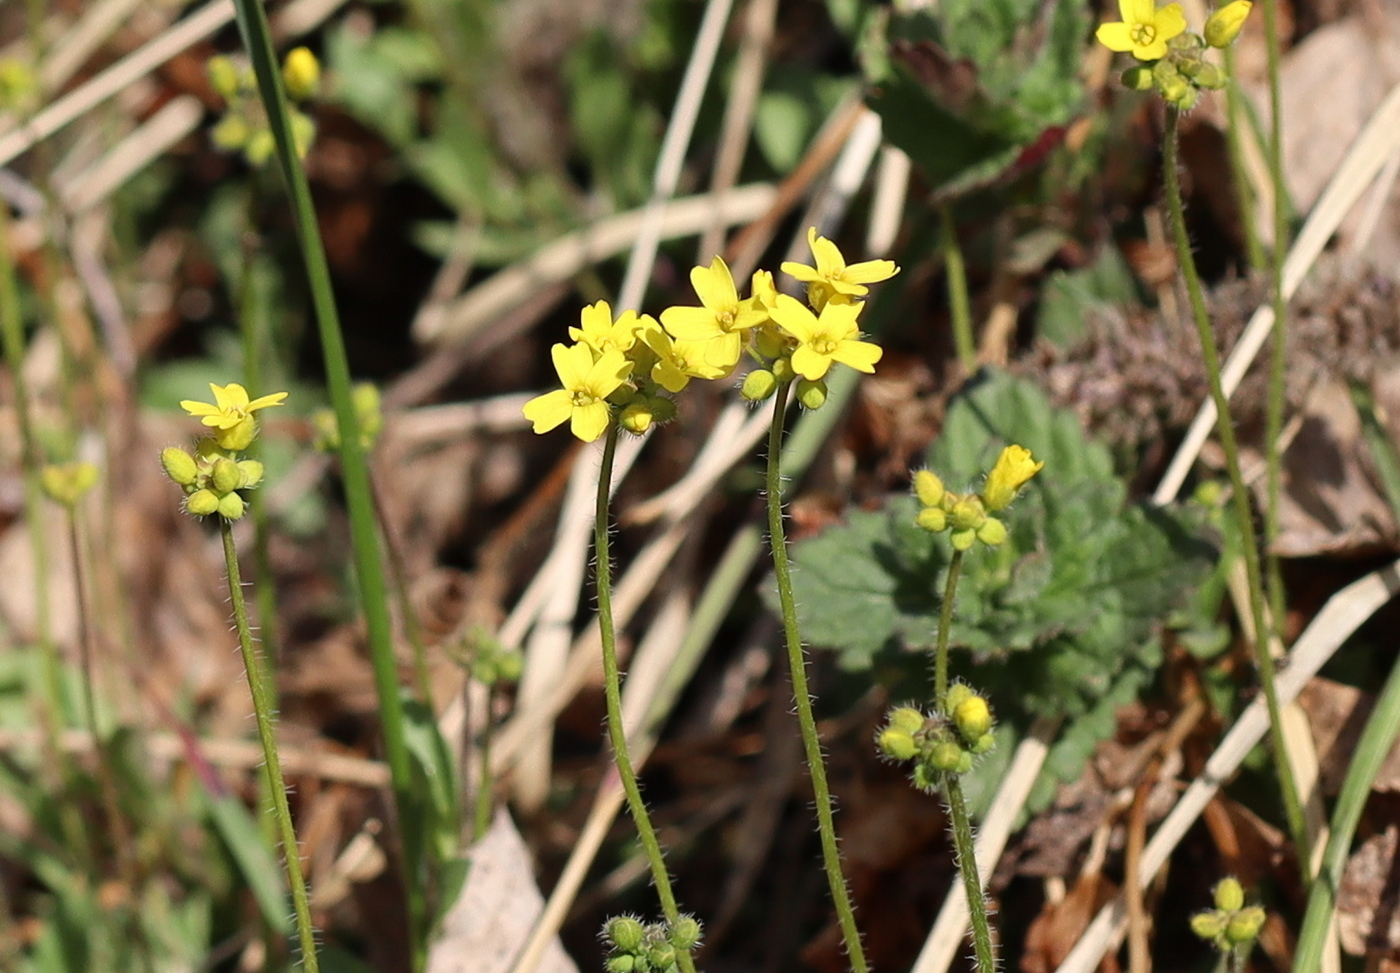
[1022,873,1119,973]
[1338,825,1400,956]
[1299,677,1400,795]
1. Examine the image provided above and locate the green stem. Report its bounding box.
[944,773,996,973]
[473,685,495,843]
[228,2,428,959]
[933,549,964,709]
[594,425,697,973]
[1222,61,1265,271]
[220,519,320,973]
[1162,107,1310,872]
[941,204,976,373]
[369,473,433,705]
[765,381,869,973]
[1259,0,1290,676]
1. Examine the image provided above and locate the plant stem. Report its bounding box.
[1222,62,1265,271]
[944,772,996,973]
[1259,0,1291,679]
[220,519,320,973]
[933,549,964,708]
[765,380,869,973]
[593,425,697,973]
[1162,107,1310,871]
[941,204,976,373]
[473,685,495,843]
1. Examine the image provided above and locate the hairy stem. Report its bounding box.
[933,549,964,708]
[944,773,996,973]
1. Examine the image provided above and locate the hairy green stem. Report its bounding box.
[765,381,868,973]
[1222,61,1264,271]
[941,204,976,372]
[220,519,320,973]
[944,773,996,973]
[594,425,697,973]
[472,685,495,843]
[933,549,964,708]
[1162,107,1310,871]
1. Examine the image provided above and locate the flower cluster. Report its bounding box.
[600,915,702,973]
[1097,0,1253,109]
[40,462,99,508]
[163,383,287,521]
[0,58,36,113]
[877,684,997,788]
[1190,878,1266,951]
[312,382,383,453]
[523,229,898,442]
[914,444,1043,550]
[207,48,320,166]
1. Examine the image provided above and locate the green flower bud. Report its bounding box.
[668,916,702,951]
[605,916,646,953]
[207,56,242,100]
[1122,65,1156,90]
[210,113,251,151]
[950,496,986,531]
[1191,63,1226,89]
[1190,911,1227,942]
[1205,1,1252,48]
[916,506,948,533]
[956,751,974,775]
[217,492,246,520]
[950,527,976,551]
[163,447,199,486]
[796,378,827,411]
[40,462,99,507]
[913,470,945,507]
[741,369,778,402]
[971,731,996,755]
[1213,877,1244,912]
[290,110,317,159]
[911,762,938,792]
[646,943,675,970]
[245,129,275,167]
[878,728,918,761]
[1161,74,1200,110]
[888,706,926,736]
[976,517,1008,546]
[953,695,993,743]
[620,401,656,435]
[929,740,964,773]
[211,457,242,494]
[771,356,795,382]
[605,956,636,973]
[1225,906,1265,944]
[943,683,973,714]
[236,460,265,489]
[496,650,524,683]
[754,327,788,360]
[186,489,220,516]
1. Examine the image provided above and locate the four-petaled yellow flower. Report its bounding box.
[569,300,648,357]
[982,445,1044,511]
[522,343,633,442]
[641,324,727,393]
[660,256,767,371]
[1096,0,1187,61]
[769,294,883,381]
[181,382,289,452]
[781,227,900,310]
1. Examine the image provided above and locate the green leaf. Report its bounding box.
[204,792,291,933]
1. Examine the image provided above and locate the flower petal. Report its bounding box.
[808,228,846,277]
[570,401,611,442]
[579,300,613,336]
[820,302,865,340]
[1095,22,1135,50]
[214,383,251,411]
[246,391,289,411]
[831,338,883,374]
[551,342,592,391]
[790,345,833,381]
[522,389,573,434]
[1128,0,1156,24]
[180,400,221,417]
[661,306,725,341]
[1155,3,1187,39]
[585,349,633,398]
[1118,0,1137,22]
[691,257,739,310]
[769,294,818,342]
[843,258,899,285]
[779,260,822,284]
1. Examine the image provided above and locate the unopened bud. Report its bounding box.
[953,695,993,743]
[236,460,265,489]
[916,506,948,533]
[669,916,703,951]
[888,707,926,736]
[1205,1,1252,48]
[878,728,918,761]
[211,457,242,494]
[217,492,246,520]
[914,470,945,507]
[796,378,827,410]
[163,447,199,486]
[186,489,220,516]
[282,47,321,100]
[929,740,964,773]
[1213,878,1244,912]
[1225,907,1265,944]
[741,369,778,402]
[605,917,646,953]
[976,517,1008,546]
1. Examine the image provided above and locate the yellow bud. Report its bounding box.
[953,695,993,743]
[741,369,778,402]
[162,447,199,486]
[352,382,383,445]
[668,916,703,952]
[1225,907,1265,944]
[950,496,986,531]
[186,489,220,516]
[944,683,973,713]
[914,470,945,507]
[796,378,827,410]
[976,517,1008,546]
[211,457,241,494]
[982,445,1043,511]
[40,462,99,507]
[214,415,258,452]
[217,492,246,520]
[1205,1,1252,48]
[1213,877,1244,912]
[619,401,655,435]
[236,460,265,489]
[771,357,795,382]
[210,114,251,152]
[916,506,948,533]
[950,527,976,551]
[878,728,918,761]
[282,47,321,100]
[888,706,926,736]
[929,740,964,773]
[207,55,242,100]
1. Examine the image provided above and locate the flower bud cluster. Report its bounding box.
[1190,877,1266,951]
[1099,1,1253,110]
[523,229,898,442]
[600,914,702,973]
[40,462,99,508]
[313,382,384,453]
[207,48,320,166]
[876,684,997,789]
[163,441,266,521]
[913,444,1042,550]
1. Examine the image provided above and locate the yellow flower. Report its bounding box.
[768,294,882,381]
[1204,1,1252,47]
[568,301,648,357]
[640,323,728,393]
[180,383,288,452]
[1096,0,1188,60]
[780,227,899,310]
[981,444,1044,511]
[522,343,632,442]
[660,257,768,371]
[282,46,321,100]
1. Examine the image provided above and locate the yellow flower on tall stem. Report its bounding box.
[660,257,767,371]
[768,294,882,381]
[1095,0,1187,60]
[180,382,288,451]
[522,343,632,442]
[781,227,899,311]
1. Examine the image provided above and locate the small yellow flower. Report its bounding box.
[1204,1,1252,48]
[660,257,768,371]
[781,227,899,311]
[282,47,321,100]
[1096,0,1188,60]
[180,383,289,452]
[522,343,632,442]
[640,323,727,393]
[569,301,648,358]
[982,445,1044,511]
[768,294,883,381]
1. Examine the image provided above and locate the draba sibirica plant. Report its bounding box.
[163,383,320,973]
[522,230,897,973]
[879,443,1043,973]
[208,48,320,166]
[1097,0,1253,109]
[1190,877,1266,972]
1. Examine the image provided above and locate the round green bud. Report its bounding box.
[910,762,937,792]
[186,489,220,516]
[646,943,675,970]
[741,369,778,402]
[1122,65,1156,91]
[953,695,993,743]
[796,379,828,411]
[950,496,986,531]
[1225,906,1265,944]
[1191,63,1226,90]
[976,517,1008,546]
[605,956,636,973]
[668,916,702,951]
[950,527,976,551]
[162,447,199,486]
[290,110,317,160]
[472,658,499,685]
[888,706,926,736]
[236,460,265,489]
[929,740,964,773]
[971,731,996,755]
[207,56,242,100]
[245,129,276,167]
[916,506,948,533]
[211,457,242,495]
[878,728,918,761]
[620,401,655,435]
[605,917,647,953]
[771,356,795,382]
[956,751,974,775]
[1190,911,1227,942]
[913,470,946,507]
[754,327,788,360]
[217,492,246,520]
[210,114,251,152]
[943,683,973,714]
[1213,877,1244,913]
